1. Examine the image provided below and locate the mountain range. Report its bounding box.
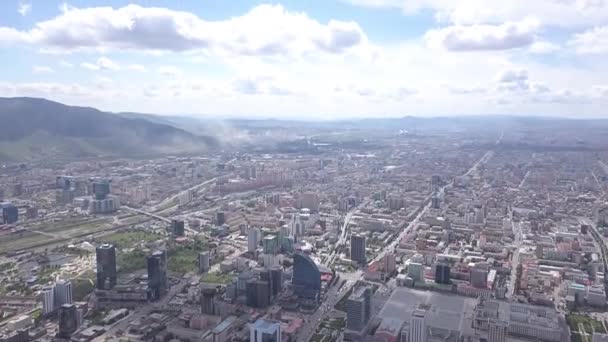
[0,97,217,162]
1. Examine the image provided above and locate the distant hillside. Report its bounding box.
[0,97,217,162]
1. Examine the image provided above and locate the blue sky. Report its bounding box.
[1,0,608,118]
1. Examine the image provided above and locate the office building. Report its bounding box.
[171,220,185,237]
[41,286,55,315]
[351,234,367,265]
[488,319,508,342]
[268,266,283,297]
[263,235,278,255]
[199,251,210,273]
[92,180,110,200]
[216,212,226,226]
[250,319,281,342]
[248,227,260,253]
[57,304,79,338]
[346,286,372,332]
[54,279,73,307]
[147,250,168,301]
[293,253,321,300]
[1,202,18,225]
[470,266,489,289]
[96,244,117,290]
[201,285,217,315]
[410,306,427,342]
[431,195,440,209]
[435,262,451,285]
[408,262,424,282]
[246,279,271,308]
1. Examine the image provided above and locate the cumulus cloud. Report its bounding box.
[496,69,530,91]
[444,84,486,95]
[232,76,294,96]
[529,41,560,54]
[425,19,539,51]
[0,82,92,98]
[0,4,367,57]
[81,57,120,71]
[569,26,608,54]
[158,66,183,77]
[58,60,73,68]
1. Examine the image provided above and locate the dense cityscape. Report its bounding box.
[1,116,608,342]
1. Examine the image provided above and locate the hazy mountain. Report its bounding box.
[0,97,217,162]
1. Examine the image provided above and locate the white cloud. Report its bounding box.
[569,26,608,54]
[425,19,540,51]
[18,2,31,16]
[529,41,560,54]
[0,4,367,58]
[80,57,120,71]
[32,65,54,73]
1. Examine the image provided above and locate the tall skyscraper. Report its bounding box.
[246,279,271,308]
[248,227,260,253]
[1,202,18,225]
[292,253,321,300]
[92,180,110,200]
[54,279,73,307]
[250,319,281,342]
[268,266,283,297]
[201,285,217,315]
[198,251,210,273]
[41,286,55,315]
[96,244,117,290]
[147,250,168,300]
[216,212,226,226]
[350,234,366,265]
[488,319,508,342]
[346,286,372,332]
[435,261,451,285]
[57,304,79,338]
[410,306,427,342]
[171,220,185,237]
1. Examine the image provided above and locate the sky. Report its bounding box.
[1,0,608,119]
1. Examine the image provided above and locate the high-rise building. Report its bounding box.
[248,228,260,253]
[250,319,281,342]
[435,262,451,285]
[201,285,217,315]
[171,220,185,237]
[346,286,372,332]
[408,262,424,282]
[199,251,210,273]
[216,212,226,226]
[147,250,168,300]
[1,202,18,225]
[92,180,110,200]
[470,265,489,289]
[431,195,440,209]
[246,279,270,308]
[268,266,283,297]
[41,286,55,315]
[57,304,79,338]
[410,306,427,342]
[263,235,278,255]
[350,234,366,265]
[96,244,117,290]
[54,279,73,307]
[488,319,508,342]
[293,253,321,300]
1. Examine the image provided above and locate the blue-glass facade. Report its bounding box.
[293,253,321,300]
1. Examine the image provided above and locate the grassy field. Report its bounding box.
[97,230,164,248]
[201,272,234,285]
[167,238,209,275]
[117,249,148,274]
[568,314,607,342]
